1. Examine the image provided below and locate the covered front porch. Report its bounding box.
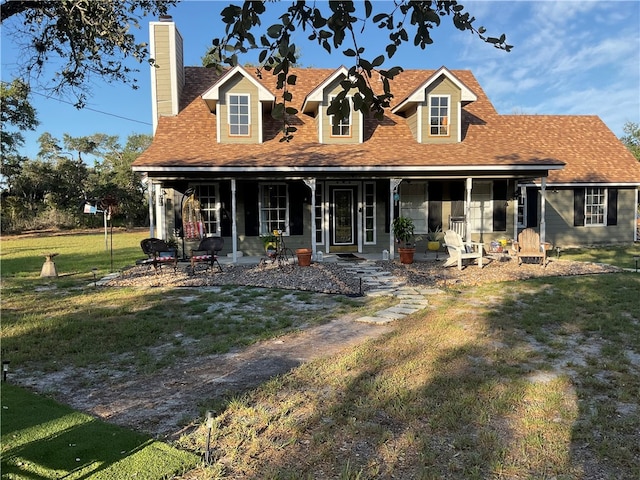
[144,169,558,263]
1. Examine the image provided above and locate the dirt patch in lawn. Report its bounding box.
[16,311,394,440]
[13,257,621,440]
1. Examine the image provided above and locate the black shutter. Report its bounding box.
[574,189,585,226]
[526,188,538,228]
[428,182,443,231]
[289,182,305,235]
[243,182,259,236]
[607,188,618,226]
[493,180,508,232]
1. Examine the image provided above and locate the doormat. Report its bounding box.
[336,253,364,261]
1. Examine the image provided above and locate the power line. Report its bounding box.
[29,89,152,126]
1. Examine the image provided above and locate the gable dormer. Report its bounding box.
[301,66,364,144]
[392,66,477,144]
[201,65,275,144]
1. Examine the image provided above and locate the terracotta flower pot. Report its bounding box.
[398,247,415,264]
[296,248,312,267]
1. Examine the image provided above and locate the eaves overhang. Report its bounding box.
[133,164,564,174]
[392,66,477,115]
[201,64,275,103]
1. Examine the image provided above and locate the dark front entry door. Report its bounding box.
[330,186,357,249]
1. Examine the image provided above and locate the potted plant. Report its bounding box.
[426,226,443,251]
[260,233,277,258]
[393,216,416,264]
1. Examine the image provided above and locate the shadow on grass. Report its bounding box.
[186,272,640,479]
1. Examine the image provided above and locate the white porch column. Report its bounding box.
[147,178,155,238]
[513,184,519,243]
[303,179,317,258]
[154,183,164,238]
[540,177,547,243]
[231,179,238,263]
[465,177,473,243]
[390,178,402,258]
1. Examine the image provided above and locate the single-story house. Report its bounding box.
[132,18,640,261]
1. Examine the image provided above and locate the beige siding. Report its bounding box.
[405,104,419,140]
[153,24,174,118]
[545,188,637,246]
[321,79,361,144]
[175,30,184,102]
[421,76,461,144]
[219,74,261,144]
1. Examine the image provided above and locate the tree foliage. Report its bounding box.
[206,0,512,141]
[1,0,177,107]
[1,79,39,188]
[620,122,640,162]
[1,132,151,232]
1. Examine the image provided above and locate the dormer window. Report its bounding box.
[330,96,351,137]
[429,95,450,136]
[228,94,250,136]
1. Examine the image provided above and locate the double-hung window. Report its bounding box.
[585,187,606,226]
[330,96,351,137]
[228,94,250,136]
[193,184,221,235]
[429,95,449,136]
[259,184,289,234]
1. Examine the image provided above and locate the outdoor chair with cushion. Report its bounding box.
[442,229,484,271]
[190,236,224,274]
[137,238,178,273]
[513,228,548,267]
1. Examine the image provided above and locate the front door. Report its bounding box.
[330,186,357,250]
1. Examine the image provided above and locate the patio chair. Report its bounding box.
[190,236,224,274]
[513,228,547,267]
[137,238,178,273]
[442,229,484,271]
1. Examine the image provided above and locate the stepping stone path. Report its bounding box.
[338,260,443,325]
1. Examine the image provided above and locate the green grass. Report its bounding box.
[0,229,146,279]
[177,272,640,479]
[559,243,640,269]
[1,384,198,479]
[2,232,639,479]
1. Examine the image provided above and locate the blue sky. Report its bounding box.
[2,0,639,160]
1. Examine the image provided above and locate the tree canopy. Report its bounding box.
[620,122,640,162]
[206,1,511,141]
[1,0,177,107]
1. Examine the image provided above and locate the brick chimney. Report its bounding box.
[149,16,184,133]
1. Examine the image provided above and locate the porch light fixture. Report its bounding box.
[2,360,9,382]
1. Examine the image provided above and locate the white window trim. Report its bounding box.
[517,186,527,228]
[192,183,222,236]
[584,187,607,226]
[329,95,352,138]
[227,93,251,137]
[259,183,290,235]
[428,94,451,137]
[363,181,376,245]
